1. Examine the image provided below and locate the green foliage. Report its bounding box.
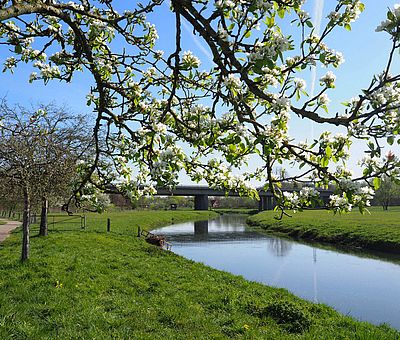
[265,300,313,333]
[247,299,314,333]
[374,175,400,210]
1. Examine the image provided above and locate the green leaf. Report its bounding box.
[320,156,329,168]
[265,58,275,69]
[14,45,22,54]
[373,177,381,190]
[265,16,275,28]
[325,145,332,157]
[344,23,352,31]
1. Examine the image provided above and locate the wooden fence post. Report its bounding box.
[107,218,110,232]
[137,226,141,237]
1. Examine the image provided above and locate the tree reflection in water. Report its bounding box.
[265,237,292,257]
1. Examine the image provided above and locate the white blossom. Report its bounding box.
[319,93,331,105]
[182,51,201,68]
[327,11,341,22]
[224,74,242,91]
[294,78,306,90]
[320,71,336,87]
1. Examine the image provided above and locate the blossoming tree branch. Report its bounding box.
[0,0,399,214]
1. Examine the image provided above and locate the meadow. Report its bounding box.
[248,206,400,252]
[0,209,398,339]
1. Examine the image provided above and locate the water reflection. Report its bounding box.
[154,214,400,330]
[265,237,292,257]
[194,220,208,239]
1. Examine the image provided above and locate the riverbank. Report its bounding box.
[212,208,258,215]
[248,207,400,253]
[0,210,398,338]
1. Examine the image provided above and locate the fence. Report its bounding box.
[0,211,86,230]
[47,214,86,230]
[0,211,172,250]
[0,210,23,221]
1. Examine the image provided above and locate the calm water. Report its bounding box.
[154,214,400,329]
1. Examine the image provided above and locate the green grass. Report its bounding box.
[0,210,398,339]
[46,210,218,235]
[213,208,259,215]
[248,206,400,253]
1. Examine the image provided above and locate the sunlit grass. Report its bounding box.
[42,210,218,235]
[0,209,398,338]
[248,206,400,252]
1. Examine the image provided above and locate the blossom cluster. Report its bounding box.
[282,187,320,211]
[376,4,400,38]
[203,159,258,198]
[248,33,291,63]
[327,1,364,26]
[305,34,345,68]
[223,74,243,95]
[329,185,374,213]
[33,61,61,80]
[182,51,201,69]
[294,78,306,90]
[320,71,336,88]
[271,95,291,114]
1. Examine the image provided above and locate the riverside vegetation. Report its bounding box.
[248,206,400,253]
[0,210,398,339]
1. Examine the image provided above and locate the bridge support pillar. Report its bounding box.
[194,194,208,210]
[259,196,275,211]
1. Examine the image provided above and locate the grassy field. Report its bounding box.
[45,210,218,235]
[0,210,398,339]
[248,206,400,253]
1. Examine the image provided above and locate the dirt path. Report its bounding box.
[0,219,21,242]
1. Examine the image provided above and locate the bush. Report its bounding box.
[247,299,313,333]
[265,300,313,333]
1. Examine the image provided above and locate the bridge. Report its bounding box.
[153,185,334,211]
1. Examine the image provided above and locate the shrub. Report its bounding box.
[265,300,313,333]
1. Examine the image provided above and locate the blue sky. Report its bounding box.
[0,1,398,181]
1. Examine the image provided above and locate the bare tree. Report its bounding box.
[0,101,92,260]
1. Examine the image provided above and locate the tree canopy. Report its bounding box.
[0,101,94,259]
[0,0,399,214]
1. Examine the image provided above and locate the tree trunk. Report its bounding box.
[21,187,30,262]
[39,196,48,236]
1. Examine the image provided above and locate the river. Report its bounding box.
[154,214,400,330]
